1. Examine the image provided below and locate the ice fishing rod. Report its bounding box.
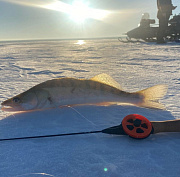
[0,114,180,142]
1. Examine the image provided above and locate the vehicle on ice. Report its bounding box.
[119,0,179,43]
[119,13,180,43]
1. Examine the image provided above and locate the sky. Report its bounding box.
[0,0,179,41]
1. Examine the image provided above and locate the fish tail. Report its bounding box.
[135,85,168,109]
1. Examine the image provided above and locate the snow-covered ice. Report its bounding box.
[0,39,180,177]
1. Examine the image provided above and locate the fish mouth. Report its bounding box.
[1,105,17,112]
[1,104,24,112]
[1,100,22,112]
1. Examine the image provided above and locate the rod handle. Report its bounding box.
[151,119,180,134]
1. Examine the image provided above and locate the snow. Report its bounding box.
[0,39,180,177]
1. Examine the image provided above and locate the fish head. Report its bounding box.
[1,91,39,112]
[1,89,51,112]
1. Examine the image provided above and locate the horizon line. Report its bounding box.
[0,36,120,43]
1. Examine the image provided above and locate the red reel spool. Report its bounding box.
[122,114,152,139]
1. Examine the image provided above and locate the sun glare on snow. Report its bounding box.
[75,40,85,45]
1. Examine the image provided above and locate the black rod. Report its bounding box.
[0,130,102,142]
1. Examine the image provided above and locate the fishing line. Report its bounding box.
[68,106,96,126]
[14,172,55,177]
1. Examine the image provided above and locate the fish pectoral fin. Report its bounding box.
[90,73,123,90]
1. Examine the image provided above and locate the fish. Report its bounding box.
[1,73,167,112]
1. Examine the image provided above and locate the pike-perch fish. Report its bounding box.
[1,74,167,112]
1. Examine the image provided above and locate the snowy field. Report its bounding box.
[0,38,180,177]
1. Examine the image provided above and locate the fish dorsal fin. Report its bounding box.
[90,73,122,90]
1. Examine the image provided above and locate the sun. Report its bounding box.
[69,0,110,23]
[42,0,110,23]
[69,1,90,23]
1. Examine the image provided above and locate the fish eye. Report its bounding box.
[13,97,20,103]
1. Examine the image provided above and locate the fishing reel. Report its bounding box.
[102,114,153,139]
[121,114,153,139]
